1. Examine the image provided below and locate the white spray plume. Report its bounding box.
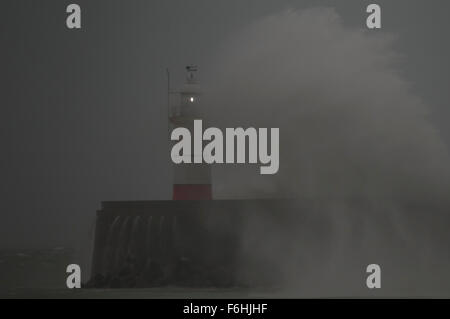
[203,7,450,202]
[201,8,450,296]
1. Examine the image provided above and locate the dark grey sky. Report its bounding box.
[1,0,449,249]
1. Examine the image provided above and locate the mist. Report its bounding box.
[2,2,450,297]
[202,8,450,296]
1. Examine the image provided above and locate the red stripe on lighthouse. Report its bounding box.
[173,184,212,200]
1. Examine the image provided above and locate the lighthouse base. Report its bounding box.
[87,199,450,291]
[88,199,296,288]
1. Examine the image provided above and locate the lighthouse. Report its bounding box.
[169,65,212,200]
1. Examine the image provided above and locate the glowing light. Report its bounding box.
[190,97,195,103]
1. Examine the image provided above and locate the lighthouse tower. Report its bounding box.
[169,65,212,200]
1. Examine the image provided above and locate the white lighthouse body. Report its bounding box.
[169,66,212,200]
